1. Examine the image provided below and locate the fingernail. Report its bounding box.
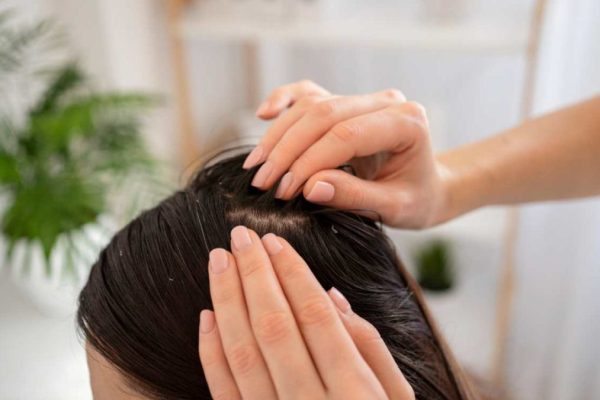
[255,101,270,116]
[243,145,264,169]
[275,171,293,198]
[209,248,229,274]
[251,160,274,188]
[306,181,335,202]
[231,225,252,250]
[262,233,283,255]
[200,310,215,333]
[329,287,352,315]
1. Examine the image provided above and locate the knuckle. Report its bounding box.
[397,190,419,215]
[347,185,367,207]
[299,79,316,88]
[297,295,336,327]
[289,157,312,179]
[384,103,429,142]
[211,286,238,304]
[299,79,325,93]
[347,389,386,400]
[213,391,241,400]
[238,257,267,278]
[382,88,406,101]
[330,122,361,143]
[337,177,367,206]
[199,346,220,368]
[227,343,259,376]
[388,190,418,225]
[310,100,339,118]
[254,311,293,344]
[296,95,319,109]
[270,87,286,98]
[353,320,383,345]
[277,260,308,282]
[403,100,427,118]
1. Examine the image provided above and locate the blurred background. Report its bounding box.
[0,0,598,399]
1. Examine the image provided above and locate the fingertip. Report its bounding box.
[230,225,252,250]
[200,309,216,334]
[305,181,335,203]
[261,233,283,255]
[242,145,265,169]
[209,248,230,274]
[255,101,270,117]
[257,93,291,118]
[256,108,281,120]
[328,287,352,315]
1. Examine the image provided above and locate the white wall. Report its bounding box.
[506,0,600,398]
[45,0,178,161]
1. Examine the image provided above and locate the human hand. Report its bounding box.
[244,80,451,229]
[198,225,415,400]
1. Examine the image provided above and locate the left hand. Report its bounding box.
[198,225,415,400]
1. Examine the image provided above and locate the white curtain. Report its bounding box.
[506,0,600,398]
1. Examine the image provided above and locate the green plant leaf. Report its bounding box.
[416,240,454,292]
[0,11,160,276]
[32,63,85,115]
[2,174,103,259]
[30,92,156,152]
[0,151,19,184]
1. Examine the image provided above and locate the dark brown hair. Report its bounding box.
[77,151,476,399]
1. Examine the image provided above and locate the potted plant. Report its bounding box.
[0,11,160,315]
[415,239,455,292]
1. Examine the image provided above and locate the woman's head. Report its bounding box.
[78,151,472,399]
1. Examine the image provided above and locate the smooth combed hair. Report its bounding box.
[77,151,475,400]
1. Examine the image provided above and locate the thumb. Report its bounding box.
[302,169,396,220]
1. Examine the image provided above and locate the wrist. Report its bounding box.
[433,152,488,225]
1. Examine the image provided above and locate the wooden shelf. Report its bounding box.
[178,15,528,53]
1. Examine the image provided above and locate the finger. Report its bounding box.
[251,90,406,194]
[199,310,242,400]
[283,101,427,198]
[208,248,277,400]
[302,168,399,221]
[255,80,330,119]
[328,289,415,400]
[262,234,384,396]
[230,226,325,398]
[243,94,333,170]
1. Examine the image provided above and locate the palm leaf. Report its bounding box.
[32,63,85,115]
[0,10,163,274]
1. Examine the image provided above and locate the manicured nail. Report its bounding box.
[306,181,335,202]
[275,171,293,198]
[255,101,270,116]
[243,145,264,169]
[251,160,274,188]
[200,310,215,333]
[262,233,283,255]
[231,225,252,250]
[329,287,352,315]
[209,248,229,274]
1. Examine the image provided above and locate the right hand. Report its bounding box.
[243,80,451,229]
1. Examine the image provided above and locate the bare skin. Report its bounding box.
[86,345,143,400]
[245,80,600,228]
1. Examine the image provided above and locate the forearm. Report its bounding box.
[436,96,600,223]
